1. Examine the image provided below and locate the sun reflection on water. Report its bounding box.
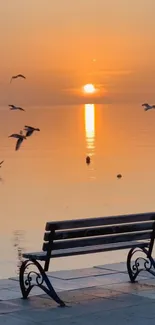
[84,104,96,179]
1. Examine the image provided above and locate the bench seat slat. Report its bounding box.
[44,222,153,242]
[43,230,151,251]
[46,212,155,231]
[23,240,149,260]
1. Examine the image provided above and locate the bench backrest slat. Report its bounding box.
[43,230,151,251]
[45,212,155,231]
[44,222,153,242]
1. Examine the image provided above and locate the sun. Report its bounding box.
[83,84,96,94]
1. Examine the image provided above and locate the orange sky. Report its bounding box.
[0,0,155,105]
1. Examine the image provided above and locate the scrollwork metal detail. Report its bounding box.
[19,259,65,307]
[127,247,155,282]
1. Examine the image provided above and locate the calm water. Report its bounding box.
[0,103,155,278]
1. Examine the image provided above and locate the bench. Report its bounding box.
[19,212,155,307]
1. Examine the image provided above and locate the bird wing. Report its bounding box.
[10,77,13,83]
[9,134,20,139]
[18,107,25,111]
[0,161,4,165]
[16,138,23,151]
[24,125,33,129]
[18,74,26,79]
[26,129,33,137]
[8,105,14,107]
[142,103,149,107]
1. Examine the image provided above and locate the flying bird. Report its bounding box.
[24,125,40,137]
[9,132,26,151]
[142,103,155,111]
[0,161,4,167]
[8,105,25,111]
[10,74,26,83]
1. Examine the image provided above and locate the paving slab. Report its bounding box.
[0,279,19,289]
[134,289,155,300]
[0,289,22,301]
[100,301,155,322]
[0,314,35,325]
[0,301,24,314]
[46,273,129,293]
[53,276,97,291]
[69,302,155,325]
[78,286,128,300]
[47,267,117,280]
[95,262,155,279]
[138,278,155,287]
[138,271,155,279]
[10,295,57,310]
[105,281,155,295]
[73,272,146,286]
[94,262,128,273]
[8,277,18,282]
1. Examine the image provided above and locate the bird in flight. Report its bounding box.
[24,125,40,137]
[8,105,25,111]
[8,132,27,151]
[142,103,155,111]
[10,74,26,83]
[0,161,4,168]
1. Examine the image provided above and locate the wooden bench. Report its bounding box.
[19,212,155,307]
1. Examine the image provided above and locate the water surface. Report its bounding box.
[0,103,155,278]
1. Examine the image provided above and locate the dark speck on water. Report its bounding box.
[86,156,91,164]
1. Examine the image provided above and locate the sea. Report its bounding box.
[0,103,155,278]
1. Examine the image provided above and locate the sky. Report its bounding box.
[0,0,155,105]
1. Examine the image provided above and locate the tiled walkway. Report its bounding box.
[1,262,155,324]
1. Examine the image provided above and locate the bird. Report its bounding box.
[117,174,122,179]
[142,103,155,111]
[10,74,26,83]
[86,156,91,164]
[8,132,26,151]
[8,105,25,111]
[0,161,4,167]
[24,125,40,137]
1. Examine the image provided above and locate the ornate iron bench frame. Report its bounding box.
[127,222,155,282]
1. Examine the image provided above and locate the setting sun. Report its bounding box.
[83,84,96,94]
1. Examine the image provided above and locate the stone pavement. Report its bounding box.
[1,262,155,324]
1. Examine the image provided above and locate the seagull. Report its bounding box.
[117,174,122,179]
[10,74,26,83]
[0,161,4,168]
[8,105,25,111]
[24,125,40,137]
[142,103,155,111]
[8,132,26,151]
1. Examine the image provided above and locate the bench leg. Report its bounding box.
[127,247,155,282]
[19,259,66,307]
